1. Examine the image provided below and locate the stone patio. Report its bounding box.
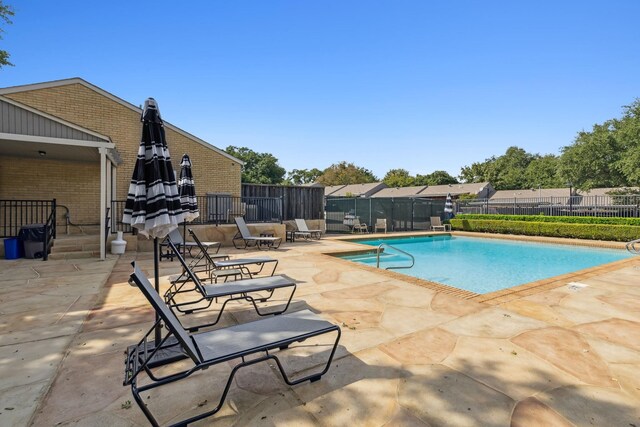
[1,233,639,426]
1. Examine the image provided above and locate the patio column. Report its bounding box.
[99,147,107,260]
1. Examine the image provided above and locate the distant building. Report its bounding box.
[417,182,494,199]
[371,185,429,198]
[324,182,388,197]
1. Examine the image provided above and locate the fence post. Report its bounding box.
[52,198,57,239]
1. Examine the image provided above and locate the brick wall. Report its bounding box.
[0,156,99,225]
[3,82,241,225]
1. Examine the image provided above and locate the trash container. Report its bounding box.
[19,224,50,259]
[4,237,23,260]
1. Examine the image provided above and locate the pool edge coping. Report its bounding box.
[323,231,638,304]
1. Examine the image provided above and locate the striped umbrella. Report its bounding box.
[444,192,454,215]
[178,154,199,223]
[178,154,199,258]
[123,98,184,238]
[123,97,183,344]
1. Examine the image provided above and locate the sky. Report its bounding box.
[2,1,640,180]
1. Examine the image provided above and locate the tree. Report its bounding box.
[557,123,626,190]
[523,155,563,189]
[459,147,534,190]
[415,170,458,186]
[286,168,323,185]
[0,1,14,68]
[224,146,286,184]
[316,161,377,186]
[382,168,415,187]
[610,100,640,185]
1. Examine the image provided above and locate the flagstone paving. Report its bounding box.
[1,233,640,426]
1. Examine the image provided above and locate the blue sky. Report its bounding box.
[2,1,640,180]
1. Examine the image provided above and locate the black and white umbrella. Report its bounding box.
[178,154,199,222]
[123,98,184,238]
[444,192,454,218]
[178,153,199,257]
[123,97,183,343]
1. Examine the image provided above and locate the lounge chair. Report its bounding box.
[233,216,282,250]
[374,218,387,233]
[163,240,295,329]
[430,216,451,232]
[352,218,368,233]
[188,228,278,279]
[294,218,323,240]
[159,228,221,261]
[125,263,341,427]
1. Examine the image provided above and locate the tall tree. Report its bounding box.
[225,146,286,184]
[316,161,377,186]
[0,1,14,68]
[415,170,458,185]
[286,168,323,185]
[382,168,415,187]
[558,123,625,190]
[523,154,563,189]
[610,100,640,185]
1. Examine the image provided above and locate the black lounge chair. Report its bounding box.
[125,262,341,427]
[232,216,282,250]
[188,228,278,279]
[164,240,296,330]
[159,228,222,261]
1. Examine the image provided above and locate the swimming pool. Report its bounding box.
[339,235,632,294]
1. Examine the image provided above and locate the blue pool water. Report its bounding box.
[340,235,631,294]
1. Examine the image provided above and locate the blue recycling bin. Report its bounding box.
[4,237,23,260]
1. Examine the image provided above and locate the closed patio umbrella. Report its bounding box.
[123,97,183,343]
[178,153,199,257]
[444,192,454,219]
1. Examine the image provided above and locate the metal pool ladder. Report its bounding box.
[626,238,640,254]
[376,243,415,270]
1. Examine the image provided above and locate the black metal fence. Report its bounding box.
[457,195,640,217]
[0,199,57,238]
[325,197,446,233]
[110,195,284,233]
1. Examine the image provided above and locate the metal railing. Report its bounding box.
[456,195,640,217]
[110,195,283,234]
[376,243,415,270]
[0,199,57,238]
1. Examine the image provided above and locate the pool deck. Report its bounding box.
[1,232,639,426]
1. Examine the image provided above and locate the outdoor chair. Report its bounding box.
[163,240,295,329]
[159,228,221,261]
[352,218,369,233]
[294,218,323,240]
[233,216,282,250]
[125,263,341,427]
[430,216,451,232]
[187,229,278,279]
[374,218,387,233]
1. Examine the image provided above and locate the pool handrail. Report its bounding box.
[376,243,415,270]
[626,238,640,255]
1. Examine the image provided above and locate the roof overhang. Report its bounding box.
[0,95,119,164]
[0,78,244,166]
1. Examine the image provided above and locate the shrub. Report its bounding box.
[455,214,640,226]
[450,218,640,242]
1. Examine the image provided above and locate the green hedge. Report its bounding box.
[455,214,640,226]
[449,218,640,242]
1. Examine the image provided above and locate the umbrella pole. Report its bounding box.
[153,237,162,344]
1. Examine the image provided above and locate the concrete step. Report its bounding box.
[50,235,102,259]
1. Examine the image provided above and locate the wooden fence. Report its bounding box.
[242,184,325,220]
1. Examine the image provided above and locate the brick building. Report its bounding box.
[0,78,242,258]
